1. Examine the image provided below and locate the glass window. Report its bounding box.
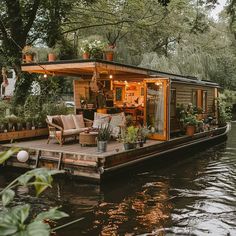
[202,91,207,112]
[146,81,165,135]
[192,90,197,107]
[170,89,176,117]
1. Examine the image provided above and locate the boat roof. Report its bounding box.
[21,59,220,88]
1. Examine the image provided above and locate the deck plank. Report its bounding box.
[2,138,162,157]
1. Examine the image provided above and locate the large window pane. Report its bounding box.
[146,82,164,135]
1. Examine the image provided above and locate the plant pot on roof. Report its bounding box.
[22,46,36,63]
[47,47,60,62]
[89,40,105,59]
[104,45,116,61]
[80,39,91,59]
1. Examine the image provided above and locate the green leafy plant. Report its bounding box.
[184,114,198,126]
[120,126,139,144]
[0,149,69,236]
[217,96,232,126]
[97,124,111,141]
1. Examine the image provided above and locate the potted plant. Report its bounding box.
[89,39,105,59]
[97,124,111,153]
[0,117,6,133]
[104,45,116,61]
[184,114,198,136]
[80,39,91,59]
[22,46,35,63]
[5,115,18,132]
[87,96,96,109]
[47,47,60,62]
[120,126,139,150]
[139,126,150,145]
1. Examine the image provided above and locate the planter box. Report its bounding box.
[0,128,48,142]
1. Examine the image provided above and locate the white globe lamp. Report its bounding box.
[17,150,29,163]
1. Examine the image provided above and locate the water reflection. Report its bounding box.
[0,123,236,235]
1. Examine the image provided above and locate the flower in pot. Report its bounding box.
[89,39,105,59]
[22,46,36,63]
[184,114,198,136]
[97,124,111,153]
[120,126,139,150]
[80,39,91,59]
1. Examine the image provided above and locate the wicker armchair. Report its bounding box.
[46,114,93,146]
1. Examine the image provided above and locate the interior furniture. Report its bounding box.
[46,114,93,146]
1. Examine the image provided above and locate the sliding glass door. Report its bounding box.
[144,79,169,141]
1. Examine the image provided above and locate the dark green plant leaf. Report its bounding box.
[26,221,50,236]
[1,189,15,207]
[0,148,20,164]
[11,204,30,224]
[35,207,69,222]
[0,223,18,235]
[34,178,52,197]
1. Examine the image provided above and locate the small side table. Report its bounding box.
[79,132,98,146]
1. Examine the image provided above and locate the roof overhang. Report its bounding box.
[21,59,153,81]
[21,59,220,88]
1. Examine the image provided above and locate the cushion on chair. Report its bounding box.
[60,115,76,130]
[109,112,126,138]
[47,115,57,123]
[72,114,85,129]
[92,112,110,129]
[110,112,126,127]
[62,128,88,136]
[52,116,63,128]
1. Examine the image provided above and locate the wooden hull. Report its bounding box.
[0,124,230,183]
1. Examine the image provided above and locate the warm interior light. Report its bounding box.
[109,75,113,79]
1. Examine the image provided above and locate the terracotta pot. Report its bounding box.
[25,54,33,63]
[48,53,56,62]
[105,51,114,61]
[83,52,90,59]
[186,125,195,136]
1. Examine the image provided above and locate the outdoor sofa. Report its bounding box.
[46,114,93,145]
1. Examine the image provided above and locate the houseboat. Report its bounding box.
[1,60,230,182]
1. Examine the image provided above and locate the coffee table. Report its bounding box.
[79,132,98,146]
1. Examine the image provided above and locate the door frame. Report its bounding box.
[144,78,170,141]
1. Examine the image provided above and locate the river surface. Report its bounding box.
[1,123,236,235]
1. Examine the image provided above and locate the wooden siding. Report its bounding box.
[172,83,215,113]
[73,80,90,108]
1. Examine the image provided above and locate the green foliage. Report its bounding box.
[0,148,20,165]
[0,150,68,235]
[120,126,139,144]
[217,94,232,125]
[97,124,111,141]
[184,114,198,126]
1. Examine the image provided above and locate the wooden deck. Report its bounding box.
[2,138,161,157]
[1,138,162,182]
[0,124,229,182]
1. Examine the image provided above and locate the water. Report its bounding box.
[1,123,236,235]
